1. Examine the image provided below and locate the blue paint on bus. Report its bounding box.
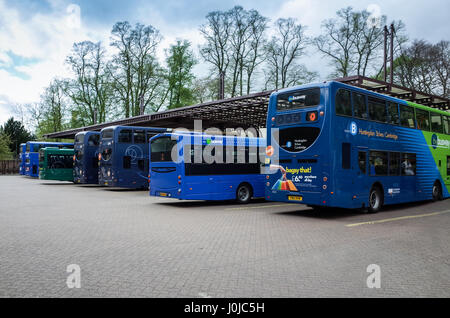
[98,126,168,188]
[265,81,450,210]
[19,143,26,175]
[24,141,74,178]
[149,132,266,202]
[74,131,100,184]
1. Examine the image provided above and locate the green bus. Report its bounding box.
[39,147,75,182]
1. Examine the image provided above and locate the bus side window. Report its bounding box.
[134,130,146,144]
[388,102,399,125]
[368,97,387,122]
[353,92,367,119]
[335,89,352,116]
[358,152,366,174]
[447,156,450,175]
[401,153,416,176]
[342,143,351,170]
[123,156,131,169]
[431,113,443,133]
[118,130,132,143]
[416,109,430,131]
[400,105,416,128]
[445,117,450,135]
[369,151,388,176]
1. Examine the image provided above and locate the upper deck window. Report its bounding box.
[134,130,146,144]
[353,92,367,119]
[335,89,352,116]
[118,129,132,143]
[101,129,114,139]
[388,102,400,125]
[276,88,320,112]
[416,109,430,131]
[88,134,99,146]
[431,113,443,133]
[400,105,415,128]
[444,116,449,135]
[368,97,387,122]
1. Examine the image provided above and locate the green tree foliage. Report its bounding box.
[0,117,35,156]
[109,22,167,116]
[0,133,13,160]
[166,40,197,109]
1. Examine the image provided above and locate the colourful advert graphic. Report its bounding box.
[270,165,298,192]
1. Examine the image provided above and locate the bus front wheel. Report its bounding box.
[368,186,383,213]
[236,183,252,204]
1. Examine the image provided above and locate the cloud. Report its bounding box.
[0,0,108,107]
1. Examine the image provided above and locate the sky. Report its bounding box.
[0,0,449,127]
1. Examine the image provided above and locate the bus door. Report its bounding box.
[353,146,369,199]
[150,136,180,192]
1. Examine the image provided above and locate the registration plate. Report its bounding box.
[288,196,303,201]
[159,192,168,197]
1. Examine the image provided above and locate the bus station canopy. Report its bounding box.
[44,76,450,139]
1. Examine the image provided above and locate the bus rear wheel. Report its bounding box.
[368,186,383,213]
[432,181,443,201]
[236,183,252,204]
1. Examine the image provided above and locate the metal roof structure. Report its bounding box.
[45,75,450,139]
[45,90,274,139]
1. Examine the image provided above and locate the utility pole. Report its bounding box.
[219,72,225,100]
[390,23,395,85]
[383,24,395,85]
[384,26,388,82]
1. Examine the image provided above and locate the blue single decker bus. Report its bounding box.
[19,143,26,175]
[24,141,74,178]
[98,126,167,188]
[74,131,100,184]
[149,132,266,203]
[265,81,450,212]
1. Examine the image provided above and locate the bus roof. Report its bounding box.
[271,81,450,117]
[40,147,75,154]
[27,141,73,145]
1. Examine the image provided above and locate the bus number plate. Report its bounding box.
[288,196,303,202]
[159,192,168,197]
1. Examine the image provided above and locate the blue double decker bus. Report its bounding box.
[74,131,100,184]
[25,141,74,177]
[98,126,167,188]
[265,81,450,212]
[19,143,26,175]
[149,132,266,203]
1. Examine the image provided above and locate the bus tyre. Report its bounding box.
[368,186,383,213]
[432,181,443,201]
[236,184,252,204]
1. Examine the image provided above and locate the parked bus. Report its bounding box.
[149,132,266,203]
[98,126,167,188]
[265,81,450,212]
[39,147,75,182]
[74,131,100,184]
[19,143,26,175]
[25,141,74,177]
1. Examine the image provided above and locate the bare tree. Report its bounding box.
[395,40,449,98]
[200,7,268,97]
[65,41,112,126]
[109,22,167,116]
[264,18,314,90]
